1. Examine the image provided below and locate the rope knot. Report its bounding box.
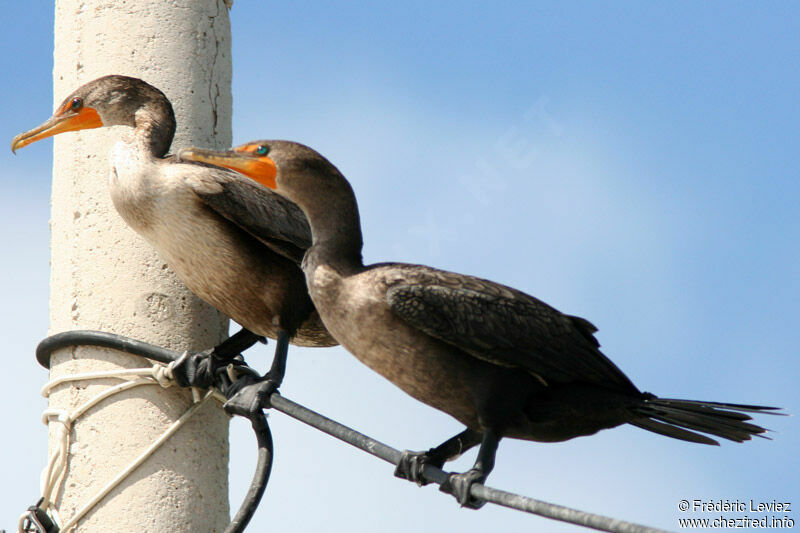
[152,363,175,388]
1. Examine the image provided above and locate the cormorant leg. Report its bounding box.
[224,329,290,419]
[439,429,500,509]
[171,328,265,389]
[264,329,289,385]
[211,328,266,361]
[395,428,482,486]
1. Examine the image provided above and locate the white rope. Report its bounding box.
[59,390,217,533]
[23,361,226,533]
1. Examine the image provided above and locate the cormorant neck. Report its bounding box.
[131,98,176,158]
[298,177,364,275]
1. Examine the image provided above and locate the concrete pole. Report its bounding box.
[47,1,232,531]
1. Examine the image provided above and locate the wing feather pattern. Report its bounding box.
[183,164,312,263]
[385,266,636,391]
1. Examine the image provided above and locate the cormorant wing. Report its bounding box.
[179,161,312,263]
[386,275,637,391]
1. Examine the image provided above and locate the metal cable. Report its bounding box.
[226,414,272,533]
[267,394,670,533]
[36,330,177,368]
[34,330,670,533]
[34,330,272,533]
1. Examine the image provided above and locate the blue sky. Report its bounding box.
[1,2,797,532]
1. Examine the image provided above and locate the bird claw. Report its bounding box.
[394,450,435,486]
[439,468,487,509]
[223,375,280,419]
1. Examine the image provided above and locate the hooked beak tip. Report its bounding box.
[10,107,104,155]
[10,134,25,154]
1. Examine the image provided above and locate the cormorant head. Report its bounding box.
[11,75,174,153]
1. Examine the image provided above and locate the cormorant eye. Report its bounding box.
[70,97,83,111]
[255,145,270,156]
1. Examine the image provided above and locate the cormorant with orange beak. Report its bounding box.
[12,76,337,410]
[179,140,780,507]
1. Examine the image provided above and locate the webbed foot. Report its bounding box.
[170,328,264,389]
[171,348,224,389]
[223,374,280,419]
[394,450,443,486]
[439,468,487,509]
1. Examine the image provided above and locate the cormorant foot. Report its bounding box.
[223,374,280,419]
[171,349,219,389]
[439,468,487,509]
[394,450,441,486]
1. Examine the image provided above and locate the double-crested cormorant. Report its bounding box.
[11,76,337,407]
[179,140,780,506]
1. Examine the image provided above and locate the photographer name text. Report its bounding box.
[683,500,791,513]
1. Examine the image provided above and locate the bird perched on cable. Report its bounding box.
[11,76,337,409]
[179,140,781,507]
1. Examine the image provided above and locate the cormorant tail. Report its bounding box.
[630,395,783,445]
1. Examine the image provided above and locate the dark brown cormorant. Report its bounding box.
[11,76,337,407]
[179,140,780,506]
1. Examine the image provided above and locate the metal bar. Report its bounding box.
[268,393,670,533]
[269,394,402,464]
[34,331,672,533]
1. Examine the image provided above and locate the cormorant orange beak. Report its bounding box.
[11,106,103,153]
[177,145,278,190]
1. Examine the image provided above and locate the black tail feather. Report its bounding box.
[632,395,782,445]
[648,398,785,416]
[629,418,719,445]
[638,404,766,441]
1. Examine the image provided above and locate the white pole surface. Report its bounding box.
[48,1,232,531]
